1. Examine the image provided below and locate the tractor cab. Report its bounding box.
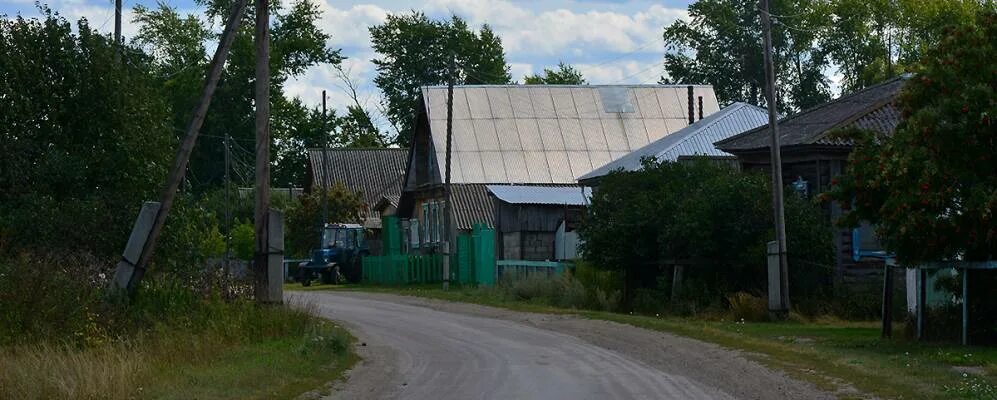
[298,223,368,286]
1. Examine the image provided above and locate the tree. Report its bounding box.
[0,10,173,256]
[580,159,833,308]
[370,12,511,146]
[662,0,832,111]
[133,0,343,190]
[827,11,996,263]
[524,62,586,85]
[822,0,989,93]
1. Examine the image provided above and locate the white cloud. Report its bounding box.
[577,59,663,84]
[426,0,686,57]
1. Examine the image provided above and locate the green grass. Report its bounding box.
[144,318,356,400]
[304,283,997,400]
[1,300,357,400]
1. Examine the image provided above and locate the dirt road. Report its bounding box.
[292,291,836,400]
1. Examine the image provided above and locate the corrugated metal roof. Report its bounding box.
[715,77,906,152]
[420,85,720,185]
[487,185,592,206]
[308,148,409,220]
[451,184,494,230]
[578,102,769,182]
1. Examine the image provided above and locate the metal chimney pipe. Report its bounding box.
[687,85,695,125]
[698,96,704,120]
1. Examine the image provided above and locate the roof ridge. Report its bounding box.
[715,76,906,147]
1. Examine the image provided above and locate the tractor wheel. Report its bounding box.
[301,278,311,287]
[320,270,334,285]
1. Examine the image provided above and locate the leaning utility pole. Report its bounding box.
[760,0,790,313]
[253,0,272,303]
[442,55,455,291]
[321,90,330,226]
[110,0,248,295]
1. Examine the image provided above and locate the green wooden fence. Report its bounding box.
[496,260,570,279]
[361,219,496,286]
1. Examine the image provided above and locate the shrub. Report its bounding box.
[727,292,769,322]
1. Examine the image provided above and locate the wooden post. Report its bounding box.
[442,55,455,291]
[253,0,272,303]
[110,0,248,295]
[114,0,122,46]
[671,265,684,302]
[760,0,791,314]
[881,264,894,338]
[962,268,969,345]
[321,90,330,228]
[917,268,926,340]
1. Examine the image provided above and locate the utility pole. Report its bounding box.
[442,55,455,291]
[223,133,232,296]
[110,0,248,295]
[253,0,272,303]
[114,0,122,46]
[760,0,790,314]
[321,90,330,227]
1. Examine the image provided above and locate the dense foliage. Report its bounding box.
[827,10,996,263]
[524,62,587,85]
[579,159,834,307]
[133,0,349,189]
[0,11,172,256]
[369,12,512,146]
[663,0,992,111]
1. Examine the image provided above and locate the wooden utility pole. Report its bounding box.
[223,133,232,295]
[111,0,248,295]
[760,0,790,313]
[442,55,455,291]
[321,90,330,227]
[114,0,122,45]
[253,0,272,303]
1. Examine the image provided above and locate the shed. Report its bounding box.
[577,102,769,185]
[398,84,721,250]
[487,185,591,261]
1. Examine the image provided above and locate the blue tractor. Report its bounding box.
[297,223,368,286]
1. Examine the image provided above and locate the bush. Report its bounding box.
[580,158,835,309]
[727,292,770,322]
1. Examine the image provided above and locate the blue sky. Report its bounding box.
[2,0,697,131]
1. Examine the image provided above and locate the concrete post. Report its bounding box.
[260,209,284,304]
[111,202,161,292]
[766,241,783,316]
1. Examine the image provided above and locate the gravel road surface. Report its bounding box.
[291,291,837,400]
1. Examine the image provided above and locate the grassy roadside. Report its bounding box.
[301,282,997,400]
[0,300,357,400]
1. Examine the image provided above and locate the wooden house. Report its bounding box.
[397,84,721,252]
[714,76,908,285]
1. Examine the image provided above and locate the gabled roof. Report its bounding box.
[578,102,768,182]
[308,148,408,220]
[487,185,592,206]
[715,76,908,153]
[417,84,720,185]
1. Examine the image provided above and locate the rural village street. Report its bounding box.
[291,291,838,400]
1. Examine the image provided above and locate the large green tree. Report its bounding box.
[0,10,173,255]
[369,12,512,146]
[827,11,996,263]
[822,0,990,92]
[133,0,342,190]
[524,62,586,85]
[662,0,832,111]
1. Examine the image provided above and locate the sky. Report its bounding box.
[2,0,697,133]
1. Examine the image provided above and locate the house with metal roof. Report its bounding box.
[715,76,908,285]
[577,102,769,186]
[308,147,409,231]
[398,84,721,251]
